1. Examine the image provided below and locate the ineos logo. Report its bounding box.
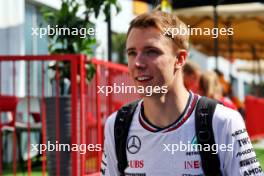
[127,135,141,154]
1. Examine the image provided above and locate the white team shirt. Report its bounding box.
[101,93,264,176]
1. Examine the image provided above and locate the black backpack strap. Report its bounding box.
[114,100,140,176]
[195,97,222,176]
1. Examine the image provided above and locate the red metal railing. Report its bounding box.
[86,58,138,173]
[0,55,138,175]
[0,55,84,176]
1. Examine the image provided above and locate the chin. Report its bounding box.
[138,92,164,98]
[137,93,149,98]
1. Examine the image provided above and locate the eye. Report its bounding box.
[127,50,137,57]
[144,49,161,57]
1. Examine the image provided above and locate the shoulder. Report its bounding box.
[104,111,118,135]
[213,103,243,123]
[104,99,142,135]
[196,96,242,126]
[212,103,245,135]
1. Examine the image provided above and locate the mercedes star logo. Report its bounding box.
[127,135,141,154]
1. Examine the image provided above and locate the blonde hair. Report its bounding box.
[127,9,189,50]
[199,71,223,100]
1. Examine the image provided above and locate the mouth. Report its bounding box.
[135,75,153,82]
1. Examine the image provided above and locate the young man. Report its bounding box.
[101,9,263,176]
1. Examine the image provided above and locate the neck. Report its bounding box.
[143,77,190,128]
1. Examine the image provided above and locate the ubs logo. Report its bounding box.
[127,135,141,154]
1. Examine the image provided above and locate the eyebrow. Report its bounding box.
[126,48,135,53]
[126,45,159,53]
[144,46,159,50]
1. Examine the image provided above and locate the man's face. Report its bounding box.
[126,27,179,96]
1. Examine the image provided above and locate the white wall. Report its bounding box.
[26,0,61,9]
[0,0,25,96]
[0,0,25,55]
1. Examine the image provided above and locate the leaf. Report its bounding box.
[103,3,111,21]
[114,2,122,14]
[85,62,96,82]
[41,0,122,86]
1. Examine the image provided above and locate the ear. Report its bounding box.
[174,50,187,69]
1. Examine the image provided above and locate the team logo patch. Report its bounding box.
[127,135,141,154]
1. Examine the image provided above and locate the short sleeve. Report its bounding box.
[213,104,264,176]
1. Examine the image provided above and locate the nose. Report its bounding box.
[135,52,146,69]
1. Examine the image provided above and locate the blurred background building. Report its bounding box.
[1,0,263,101]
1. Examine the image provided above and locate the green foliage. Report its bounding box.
[42,0,96,55]
[85,0,121,20]
[112,33,127,64]
[41,0,120,83]
[255,148,264,170]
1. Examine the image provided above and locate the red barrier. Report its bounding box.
[84,58,138,174]
[245,95,264,140]
[0,55,138,175]
[0,96,19,175]
[0,55,85,176]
